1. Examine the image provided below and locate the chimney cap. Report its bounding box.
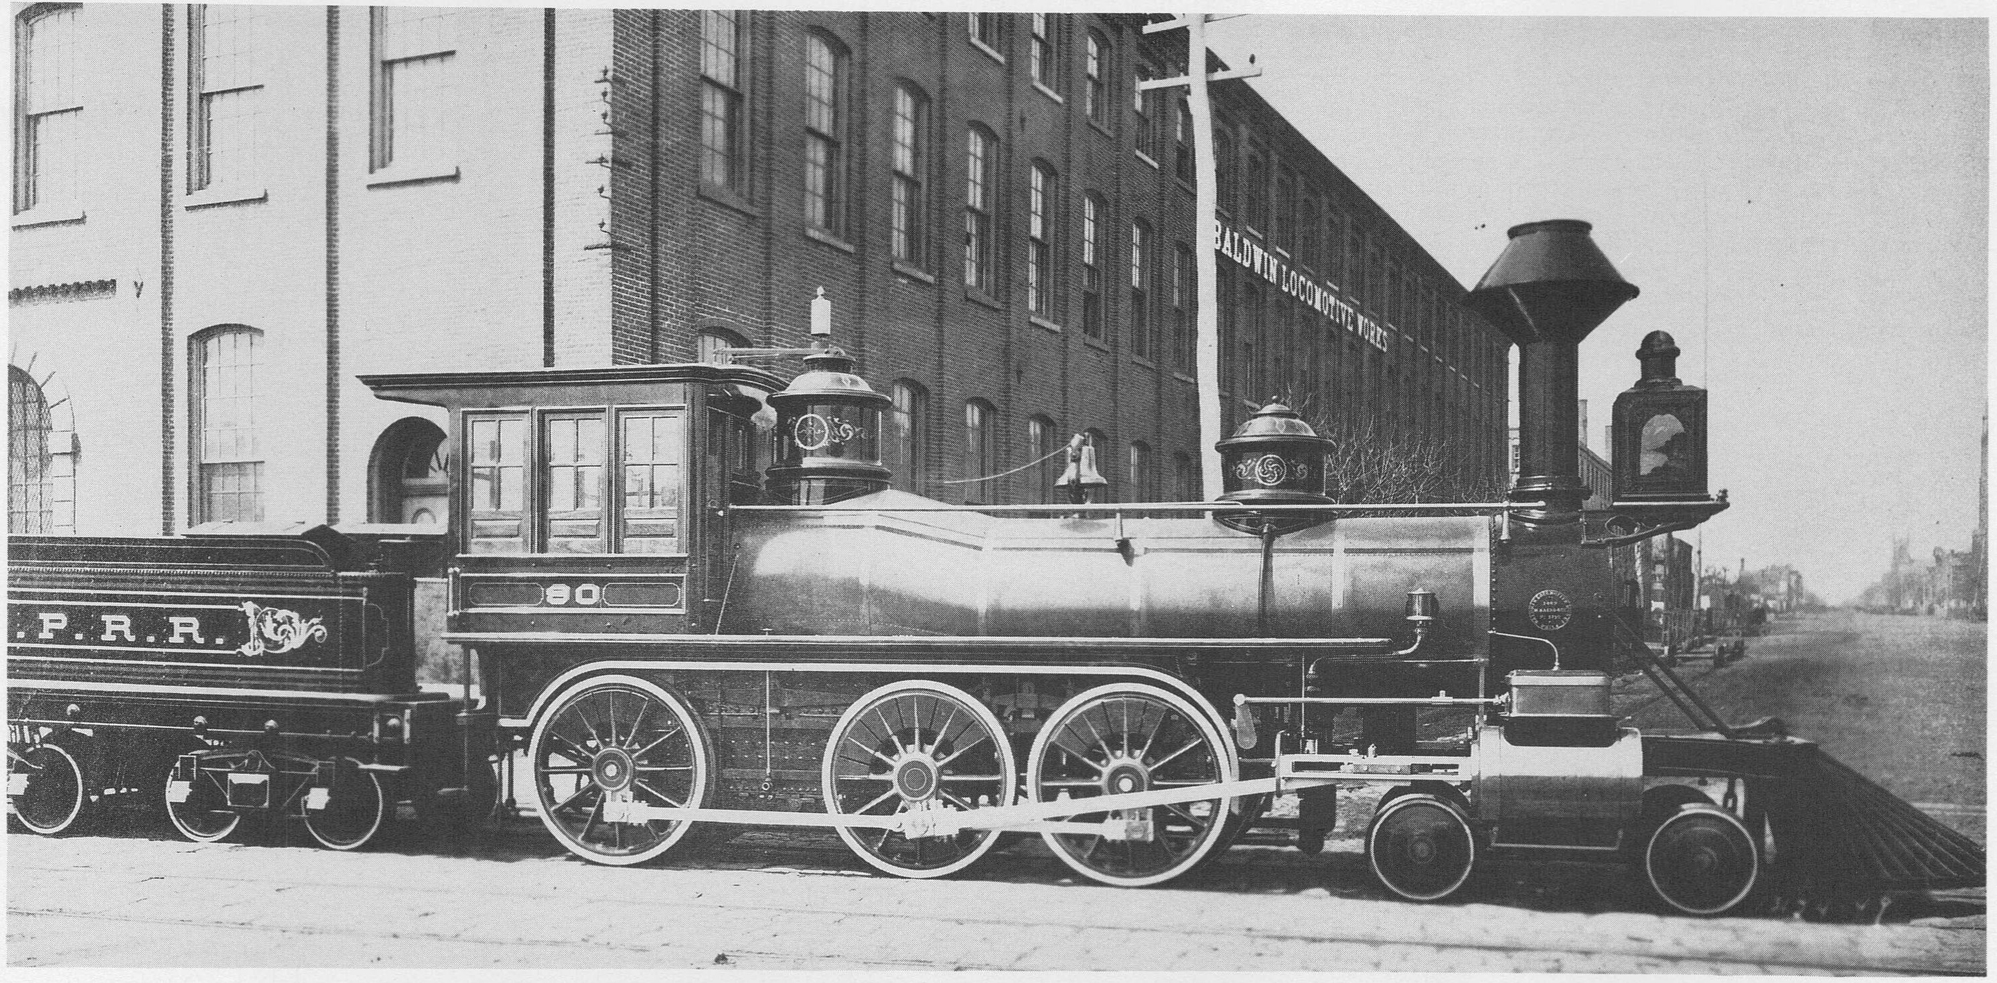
[1465,219,1639,347]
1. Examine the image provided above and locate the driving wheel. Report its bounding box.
[822,680,1016,878]
[1026,683,1234,887]
[529,675,711,866]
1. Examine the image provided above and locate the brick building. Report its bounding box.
[9,8,1509,534]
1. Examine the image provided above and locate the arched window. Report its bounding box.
[890,82,930,266]
[1026,414,1057,504]
[1172,451,1198,502]
[1083,428,1111,501]
[1132,62,1157,159]
[368,417,449,525]
[700,10,748,194]
[1128,440,1154,502]
[9,366,53,532]
[190,326,264,523]
[1084,30,1109,126]
[1028,161,1056,316]
[1213,126,1237,214]
[964,124,997,293]
[1029,13,1062,93]
[803,30,849,236]
[1172,242,1193,373]
[696,326,749,364]
[1081,192,1108,339]
[885,379,927,493]
[962,399,996,505]
[1130,219,1152,359]
[15,4,82,214]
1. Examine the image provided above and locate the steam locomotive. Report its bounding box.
[7,222,1980,914]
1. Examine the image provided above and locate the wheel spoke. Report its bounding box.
[550,781,599,817]
[573,702,606,749]
[855,787,900,815]
[622,700,651,750]
[540,765,593,774]
[545,730,593,764]
[927,704,959,756]
[1146,738,1204,773]
[846,734,897,767]
[635,764,695,773]
[633,778,685,809]
[629,724,684,761]
[933,731,989,768]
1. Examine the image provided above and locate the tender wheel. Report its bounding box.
[1367,792,1476,902]
[302,757,386,851]
[1644,805,1759,915]
[164,757,243,844]
[1026,683,1235,887]
[822,681,1016,878]
[528,675,711,866]
[9,742,89,836]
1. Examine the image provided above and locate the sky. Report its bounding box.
[1198,9,1988,604]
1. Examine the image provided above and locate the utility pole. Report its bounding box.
[1140,14,1259,500]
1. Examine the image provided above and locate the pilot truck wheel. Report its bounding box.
[822,680,1017,878]
[1366,791,1477,902]
[1643,804,1759,915]
[1026,683,1235,887]
[528,674,713,867]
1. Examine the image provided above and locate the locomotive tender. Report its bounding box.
[8,222,1980,914]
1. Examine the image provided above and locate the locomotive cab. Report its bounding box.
[361,363,786,718]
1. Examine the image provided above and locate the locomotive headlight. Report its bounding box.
[376,711,406,744]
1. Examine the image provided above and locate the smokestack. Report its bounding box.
[1465,220,1638,519]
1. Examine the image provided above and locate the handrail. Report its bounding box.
[727,500,1541,515]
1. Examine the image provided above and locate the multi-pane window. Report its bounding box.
[1214,128,1237,213]
[1130,220,1152,360]
[968,13,1001,54]
[963,126,996,293]
[621,411,684,554]
[1171,243,1193,373]
[1240,285,1264,403]
[1173,451,1196,502]
[1244,147,1268,232]
[1128,441,1154,502]
[885,380,927,493]
[695,327,748,364]
[371,7,456,171]
[545,415,606,553]
[962,399,995,505]
[15,4,81,212]
[1132,65,1156,159]
[1080,193,1105,338]
[1029,14,1059,92]
[1084,429,1111,500]
[466,415,526,552]
[1028,163,1056,316]
[1026,414,1057,504]
[700,10,747,193]
[9,367,53,533]
[803,32,848,235]
[890,83,929,265]
[1083,31,1108,125]
[1173,100,1193,183]
[190,5,261,192]
[192,327,264,524]
[1298,194,1321,271]
[1273,168,1295,252]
